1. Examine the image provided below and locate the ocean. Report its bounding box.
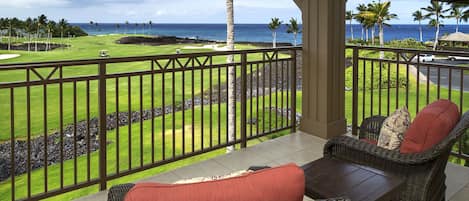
[73,23,469,44]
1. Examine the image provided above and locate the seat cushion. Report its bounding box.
[377,107,411,150]
[124,164,305,201]
[400,100,460,154]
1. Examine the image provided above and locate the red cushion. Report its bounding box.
[400,100,460,154]
[124,164,305,201]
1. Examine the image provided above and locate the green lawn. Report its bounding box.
[0,35,290,141]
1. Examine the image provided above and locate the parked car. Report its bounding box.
[418,54,434,62]
[448,56,469,61]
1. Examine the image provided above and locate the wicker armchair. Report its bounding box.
[324,111,469,201]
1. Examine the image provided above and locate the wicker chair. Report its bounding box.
[324,111,469,201]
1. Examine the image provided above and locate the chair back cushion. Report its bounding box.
[400,100,460,154]
[124,164,305,201]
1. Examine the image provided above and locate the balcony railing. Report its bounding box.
[2,45,469,201]
[348,45,469,163]
[0,47,300,201]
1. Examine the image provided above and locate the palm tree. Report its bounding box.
[355,4,368,41]
[45,21,56,51]
[116,24,121,33]
[25,17,34,52]
[226,0,236,153]
[149,21,153,34]
[268,18,282,48]
[125,21,129,34]
[58,19,67,50]
[413,10,425,42]
[286,18,301,46]
[422,1,448,50]
[36,14,47,52]
[449,5,467,33]
[362,1,397,58]
[134,23,138,35]
[346,11,354,40]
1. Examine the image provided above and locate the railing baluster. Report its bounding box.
[98,62,108,191]
[27,68,33,196]
[201,58,204,150]
[240,53,248,148]
[416,55,420,113]
[210,57,214,147]
[128,76,132,168]
[352,47,358,135]
[449,68,452,101]
[44,80,49,192]
[151,61,156,161]
[172,59,176,157]
[396,52,400,109]
[73,81,77,185]
[291,50,297,132]
[116,78,120,174]
[86,80,91,181]
[181,60,186,155]
[140,75,144,166]
[10,88,15,201]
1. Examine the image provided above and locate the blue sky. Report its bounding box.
[0,0,462,24]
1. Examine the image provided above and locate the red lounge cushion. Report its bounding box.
[124,163,305,201]
[400,100,460,154]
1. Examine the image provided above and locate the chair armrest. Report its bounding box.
[324,136,441,165]
[359,116,387,141]
[108,184,135,201]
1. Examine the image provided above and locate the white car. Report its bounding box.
[448,56,469,61]
[418,54,434,62]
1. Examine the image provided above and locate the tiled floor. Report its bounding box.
[76,132,469,201]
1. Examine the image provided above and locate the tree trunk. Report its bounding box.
[379,24,384,59]
[226,0,236,153]
[28,34,31,52]
[419,21,423,42]
[35,30,39,52]
[361,27,364,40]
[273,32,277,48]
[294,33,297,46]
[371,27,375,45]
[8,26,11,51]
[350,20,354,40]
[366,28,369,42]
[456,19,459,33]
[433,23,440,51]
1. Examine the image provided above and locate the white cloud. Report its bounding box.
[0,0,69,8]
[236,0,297,9]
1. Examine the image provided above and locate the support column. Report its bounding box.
[294,0,346,139]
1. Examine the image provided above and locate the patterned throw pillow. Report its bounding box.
[173,170,253,184]
[377,107,411,150]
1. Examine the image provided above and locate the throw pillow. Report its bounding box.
[377,107,411,150]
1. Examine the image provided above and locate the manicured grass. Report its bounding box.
[0,35,289,140]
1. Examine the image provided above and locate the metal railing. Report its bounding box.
[348,45,469,162]
[0,46,300,201]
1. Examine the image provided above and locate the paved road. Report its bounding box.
[417,59,469,92]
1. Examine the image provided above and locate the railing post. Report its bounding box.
[291,50,297,133]
[240,52,248,148]
[98,62,107,191]
[352,47,359,136]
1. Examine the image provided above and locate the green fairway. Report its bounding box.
[0,35,290,140]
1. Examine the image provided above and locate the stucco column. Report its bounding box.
[294,0,346,139]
